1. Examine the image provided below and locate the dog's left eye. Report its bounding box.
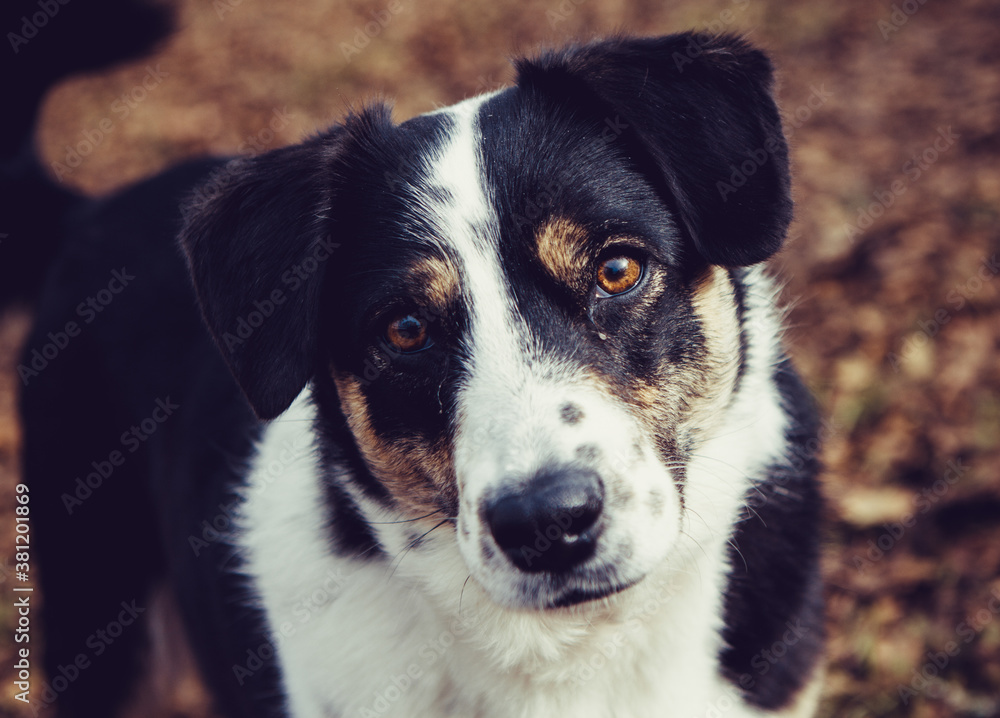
[595,254,643,297]
[386,313,431,353]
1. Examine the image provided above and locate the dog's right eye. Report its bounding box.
[386,313,431,353]
[595,254,643,297]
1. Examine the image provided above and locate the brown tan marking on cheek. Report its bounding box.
[535,217,590,289]
[581,268,740,458]
[333,375,457,517]
[591,265,699,435]
[683,265,742,438]
[576,369,674,436]
[584,364,692,441]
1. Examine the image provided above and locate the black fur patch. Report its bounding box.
[515,34,792,268]
[719,358,825,709]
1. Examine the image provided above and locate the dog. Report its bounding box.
[16,27,825,718]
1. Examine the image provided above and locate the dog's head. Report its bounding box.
[180,33,791,611]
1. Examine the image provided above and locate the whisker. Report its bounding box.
[678,528,712,567]
[459,574,473,616]
[368,509,445,525]
[682,505,712,534]
[689,452,751,477]
[386,518,452,580]
[728,539,749,573]
[687,453,769,506]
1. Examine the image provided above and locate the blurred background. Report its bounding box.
[0,0,998,716]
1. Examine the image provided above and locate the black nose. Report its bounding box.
[484,468,604,573]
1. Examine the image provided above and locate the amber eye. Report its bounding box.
[595,255,643,296]
[386,313,430,353]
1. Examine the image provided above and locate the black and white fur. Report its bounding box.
[20,32,824,718]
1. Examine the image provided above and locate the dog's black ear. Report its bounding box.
[516,33,791,267]
[179,129,344,420]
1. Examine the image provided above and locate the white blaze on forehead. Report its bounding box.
[421,97,566,478]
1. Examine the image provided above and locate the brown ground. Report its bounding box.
[1,0,999,716]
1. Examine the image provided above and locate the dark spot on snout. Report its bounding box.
[632,440,643,459]
[561,403,583,425]
[481,539,495,561]
[575,444,600,462]
[610,486,634,509]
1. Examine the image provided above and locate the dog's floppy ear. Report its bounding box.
[516,33,791,267]
[179,129,344,420]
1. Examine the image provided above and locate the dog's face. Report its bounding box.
[181,34,792,611]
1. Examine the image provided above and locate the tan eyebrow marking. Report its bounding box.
[407,254,459,315]
[534,217,591,288]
